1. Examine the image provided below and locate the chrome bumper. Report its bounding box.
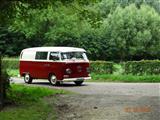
[60,77,91,82]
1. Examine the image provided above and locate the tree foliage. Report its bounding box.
[100,4,160,60]
[0,0,160,61]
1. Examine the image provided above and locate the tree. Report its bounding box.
[100,4,160,60]
[1,0,160,60]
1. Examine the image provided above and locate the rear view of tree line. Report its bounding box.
[0,0,160,61]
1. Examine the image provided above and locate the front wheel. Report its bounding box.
[24,73,32,84]
[74,81,84,86]
[49,74,60,86]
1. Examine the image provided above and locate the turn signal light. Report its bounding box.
[86,67,90,73]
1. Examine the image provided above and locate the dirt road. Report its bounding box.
[12,78,160,120]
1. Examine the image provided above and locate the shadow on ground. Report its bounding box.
[31,81,88,87]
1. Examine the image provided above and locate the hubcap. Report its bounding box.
[25,74,30,82]
[50,75,56,84]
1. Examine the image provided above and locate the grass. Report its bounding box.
[0,84,69,120]
[91,73,160,82]
[6,69,160,82]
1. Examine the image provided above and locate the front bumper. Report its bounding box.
[60,77,91,82]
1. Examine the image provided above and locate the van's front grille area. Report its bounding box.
[65,63,89,78]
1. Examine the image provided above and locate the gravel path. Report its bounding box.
[12,77,160,120]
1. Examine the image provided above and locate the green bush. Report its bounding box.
[3,58,114,74]
[125,60,160,75]
[3,58,160,76]
[2,58,19,70]
[90,61,113,74]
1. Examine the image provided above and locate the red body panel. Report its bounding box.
[20,61,89,80]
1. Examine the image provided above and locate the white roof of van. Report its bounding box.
[22,47,86,52]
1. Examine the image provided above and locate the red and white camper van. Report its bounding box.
[19,47,91,85]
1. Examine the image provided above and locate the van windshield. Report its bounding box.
[61,52,88,61]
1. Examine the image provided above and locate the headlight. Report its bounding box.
[66,68,72,74]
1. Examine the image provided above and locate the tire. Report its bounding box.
[74,81,84,86]
[24,73,32,84]
[49,74,60,86]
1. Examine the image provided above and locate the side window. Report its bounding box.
[49,52,59,61]
[35,52,48,60]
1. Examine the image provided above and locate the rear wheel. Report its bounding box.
[49,74,60,86]
[74,81,84,86]
[24,73,32,84]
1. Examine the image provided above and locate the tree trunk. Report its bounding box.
[0,55,4,110]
